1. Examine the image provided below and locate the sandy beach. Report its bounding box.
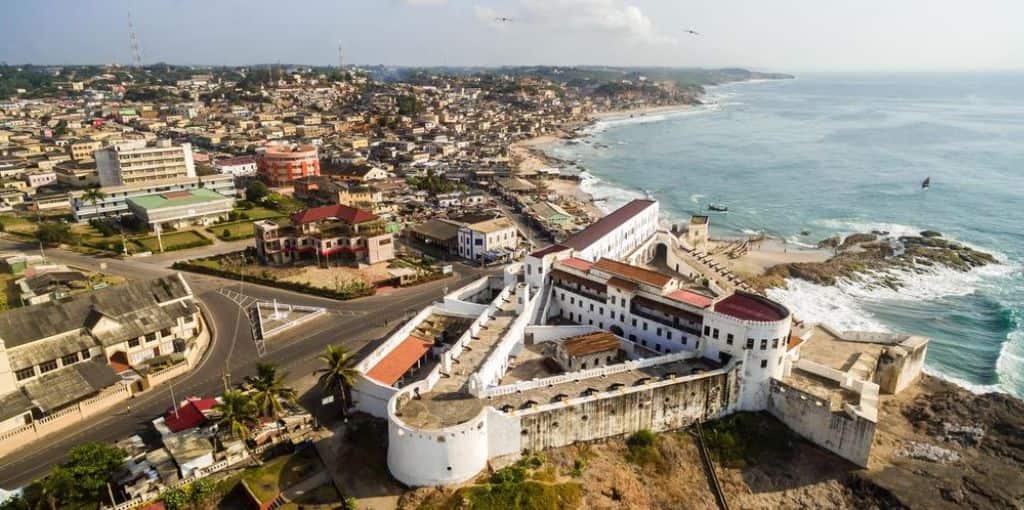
[589,103,697,121]
[708,237,832,278]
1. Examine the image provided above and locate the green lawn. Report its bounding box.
[132,230,212,253]
[240,449,333,505]
[242,206,286,220]
[210,221,258,240]
[0,214,37,235]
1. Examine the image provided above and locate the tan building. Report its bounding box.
[254,204,395,266]
[95,140,196,187]
[66,140,102,162]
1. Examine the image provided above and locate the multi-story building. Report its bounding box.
[457,217,519,262]
[213,156,258,177]
[66,139,102,162]
[0,274,203,432]
[257,144,319,186]
[254,203,395,266]
[127,188,236,230]
[70,174,236,222]
[55,160,100,188]
[95,140,196,187]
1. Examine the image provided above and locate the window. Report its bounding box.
[15,367,34,381]
[655,344,662,352]
[746,338,754,349]
[631,319,637,327]
[570,297,575,305]
[712,328,719,339]
[726,333,734,345]
[760,339,768,350]
[629,334,637,341]
[589,304,594,312]
[39,360,58,374]
[760,359,768,368]
[656,327,662,337]
[704,326,711,336]
[146,333,157,342]
[772,338,779,349]
[128,338,140,348]
[61,353,79,366]
[642,322,648,331]
[667,331,673,340]
[81,349,91,359]
[641,339,647,346]
[160,328,171,336]
[599,307,604,315]
[599,322,603,329]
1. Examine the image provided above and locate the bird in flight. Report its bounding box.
[684,29,701,36]
[494,17,514,23]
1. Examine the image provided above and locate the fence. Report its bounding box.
[0,383,134,458]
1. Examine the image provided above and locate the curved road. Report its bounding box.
[0,239,491,489]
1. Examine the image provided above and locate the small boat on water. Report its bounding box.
[708,204,729,212]
[800,230,811,236]
[922,177,931,189]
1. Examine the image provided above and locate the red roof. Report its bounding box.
[164,397,218,432]
[563,199,655,252]
[666,289,714,309]
[530,244,569,258]
[290,204,378,225]
[560,257,593,272]
[365,335,432,386]
[714,292,789,322]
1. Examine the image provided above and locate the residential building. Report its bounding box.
[212,156,258,177]
[0,275,202,432]
[66,140,102,162]
[55,160,100,188]
[258,143,319,186]
[95,140,196,187]
[457,216,519,262]
[254,203,395,266]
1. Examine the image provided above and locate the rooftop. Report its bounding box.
[562,332,621,356]
[127,188,233,211]
[290,203,378,225]
[593,258,672,288]
[713,292,789,322]
[562,199,655,252]
[365,335,433,387]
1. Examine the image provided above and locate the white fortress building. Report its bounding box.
[353,199,929,487]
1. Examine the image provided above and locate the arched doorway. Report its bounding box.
[610,325,624,337]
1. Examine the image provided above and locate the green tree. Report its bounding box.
[216,390,259,440]
[63,442,125,502]
[35,467,73,510]
[245,181,269,203]
[162,487,189,510]
[315,345,359,416]
[248,362,297,419]
[0,495,29,510]
[35,222,74,245]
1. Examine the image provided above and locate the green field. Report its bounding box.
[210,221,258,240]
[0,214,37,235]
[132,230,212,253]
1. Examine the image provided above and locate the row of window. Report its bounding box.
[14,349,92,382]
[704,325,782,351]
[127,328,173,349]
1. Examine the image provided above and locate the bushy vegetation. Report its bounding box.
[625,429,662,466]
[702,412,794,468]
[416,455,581,510]
[0,442,126,509]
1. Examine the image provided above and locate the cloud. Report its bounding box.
[476,0,676,45]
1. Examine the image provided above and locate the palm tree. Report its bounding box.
[248,363,297,419]
[215,391,259,440]
[315,345,359,416]
[81,186,106,213]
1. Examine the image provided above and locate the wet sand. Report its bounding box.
[708,237,832,278]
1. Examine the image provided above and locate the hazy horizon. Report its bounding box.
[2,0,1022,73]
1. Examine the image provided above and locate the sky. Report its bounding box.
[1,0,1022,72]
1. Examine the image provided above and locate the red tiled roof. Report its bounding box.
[714,292,789,322]
[592,258,671,288]
[560,257,593,272]
[606,276,638,292]
[365,335,432,386]
[563,332,621,356]
[290,204,378,225]
[530,244,569,258]
[787,333,804,351]
[563,199,655,251]
[164,397,218,432]
[666,289,714,309]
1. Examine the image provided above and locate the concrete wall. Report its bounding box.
[876,342,928,395]
[518,366,739,452]
[767,379,875,467]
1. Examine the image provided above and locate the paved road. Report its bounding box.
[0,238,491,489]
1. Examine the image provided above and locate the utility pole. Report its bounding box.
[170,382,179,419]
[154,223,164,253]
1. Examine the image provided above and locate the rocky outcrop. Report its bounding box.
[748,231,998,291]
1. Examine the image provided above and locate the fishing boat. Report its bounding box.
[708,204,729,212]
[922,177,931,189]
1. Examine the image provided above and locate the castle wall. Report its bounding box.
[517,367,739,452]
[766,379,875,467]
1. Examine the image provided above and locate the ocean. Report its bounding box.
[542,73,1024,398]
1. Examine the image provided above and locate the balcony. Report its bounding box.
[554,281,607,304]
[631,306,702,336]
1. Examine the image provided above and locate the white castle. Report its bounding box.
[353,200,928,487]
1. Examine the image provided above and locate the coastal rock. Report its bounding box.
[920,230,943,238]
[748,231,998,292]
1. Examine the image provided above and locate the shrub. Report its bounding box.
[625,429,660,466]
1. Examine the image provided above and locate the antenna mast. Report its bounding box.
[128,10,143,68]
[338,43,344,69]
